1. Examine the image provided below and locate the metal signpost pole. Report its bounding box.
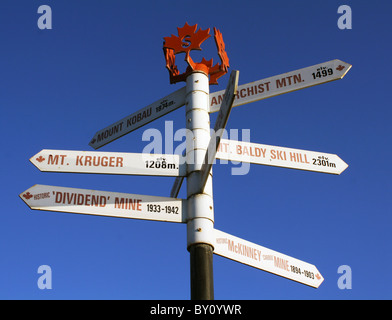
[20,22,352,299]
[185,71,215,300]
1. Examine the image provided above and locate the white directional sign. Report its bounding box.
[89,86,186,149]
[213,229,324,288]
[209,59,351,113]
[170,176,184,198]
[20,185,186,223]
[216,139,348,175]
[30,149,186,177]
[200,70,239,190]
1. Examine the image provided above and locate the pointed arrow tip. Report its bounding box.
[337,156,349,175]
[19,185,37,206]
[29,151,43,170]
[315,270,324,288]
[335,59,352,79]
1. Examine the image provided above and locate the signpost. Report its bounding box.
[31,149,186,177]
[20,184,186,223]
[213,229,324,288]
[209,59,352,113]
[216,139,348,175]
[20,23,352,299]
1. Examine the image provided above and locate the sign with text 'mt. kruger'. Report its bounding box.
[20,185,186,223]
[30,149,186,177]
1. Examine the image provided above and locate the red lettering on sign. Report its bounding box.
[114,197,142,211]
[211,81,272,108]
[276,78,286,88]
[48,154,67,165]
[227,239,262,261]
[276,74,302,88]
[247,86,255,97]
[289,152,309,163]
[271,149,286,161]
[85,156,92,166]
[274,256,290,271]
[293,74,302,84]
[236,145,266,158]
[75,155,124,167]
[217,142,229,153]
[55,192,107,207]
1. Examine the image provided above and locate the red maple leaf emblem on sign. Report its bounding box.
[336,65,345,71]
[23,192,33,200]
[315,273,322,280]
[163,23,230,85]
[36,156,45,163]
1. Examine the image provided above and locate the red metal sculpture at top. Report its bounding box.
[163,23,229,85]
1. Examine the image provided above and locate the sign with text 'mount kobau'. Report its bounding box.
[89,86,186,149]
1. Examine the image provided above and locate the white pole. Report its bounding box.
[185,71,215,300]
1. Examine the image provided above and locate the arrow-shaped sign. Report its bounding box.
[209,59,351,113]
[170,176,184,198]
[213,228,324,288]
[89,86,186,149]
[216,139,348,175]
[200,70,239,191]
[30,149,186,177]
[20,185,187,223]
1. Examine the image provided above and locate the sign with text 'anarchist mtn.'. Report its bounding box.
[209,59,351,113]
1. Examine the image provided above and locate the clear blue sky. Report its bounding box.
[1,0,391,299]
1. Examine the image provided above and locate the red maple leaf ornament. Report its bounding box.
[164,23,210,57]
[163,23,230,85]
[23,192,33,200]
[36,156,45,163]
[214,28,229,72]
[210,27,230,85]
